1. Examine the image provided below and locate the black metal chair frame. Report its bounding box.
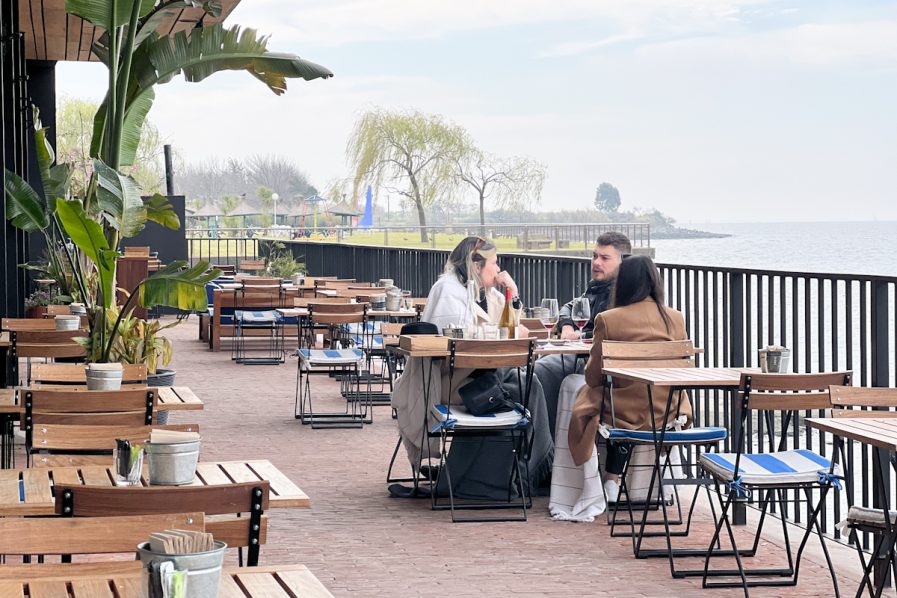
[294,304,372,429]
[699,372,851,596]
[428,338,536,523]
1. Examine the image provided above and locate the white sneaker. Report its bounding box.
[604,479,620,503]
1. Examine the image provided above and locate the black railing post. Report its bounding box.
[729,272,747,525]
[871,279,892,588]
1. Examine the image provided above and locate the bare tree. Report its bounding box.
[246,154,316,200]
[347,108,467,242]
[456,149,545,227]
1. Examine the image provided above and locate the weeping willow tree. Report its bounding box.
[347,109,466,242]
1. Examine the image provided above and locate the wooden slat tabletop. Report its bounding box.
[0,564,333,597]
[0,386,203,415]
[0,460,310,516]
[806,417,897,452]
[395,341,593,359]
[601,367,749,387]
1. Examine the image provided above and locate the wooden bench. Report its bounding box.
[516,236,552,250]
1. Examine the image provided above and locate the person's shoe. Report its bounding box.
[604,479,620,504]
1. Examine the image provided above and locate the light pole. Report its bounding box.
[271,192,279,226]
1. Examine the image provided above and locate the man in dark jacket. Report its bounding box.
[535,232,631,439]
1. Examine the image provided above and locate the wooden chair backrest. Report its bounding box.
[294,297,352,307]
[238,259,266,272]
[0,512,204,556]
[26,388,157,415]
[124,246,151,257]
[601,340,698,369]
[348,286,385,293]
[214,289,285,310]
[380,323,404,337]
[31,363,147,385]
[308,303,366,325]
[314,279,355,287]
[32,423,199,454]
[520,318,549,340]
[241,277,282,286]
[55,481,271,517]
[449,338,534,369]
[830,385,897,418]
[212,264,237,275]
[12,330,87,359]
[2,318,58,331]
[741,372,852,411]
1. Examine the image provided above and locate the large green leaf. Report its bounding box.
[94,159,147,238]
[129,24,333,112]
[145,193,180,230]
[65,0,155,30]
[4,169,49,232]
[56,199,117,309]
[139,260,220,310]
[118,87,154,168]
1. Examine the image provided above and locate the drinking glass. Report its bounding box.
[571,297,591,329]
[113,446,144,486]
[539,298,559,334]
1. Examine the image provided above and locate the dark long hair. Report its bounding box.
[611,255,671,331]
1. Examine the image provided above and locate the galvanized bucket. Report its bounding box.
[759,348,791,373]
[138,540,226,598]
[146,439,201,485]
[85,364,123,391]
[55,315,80,331]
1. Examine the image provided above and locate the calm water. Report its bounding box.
[652,221,897,277]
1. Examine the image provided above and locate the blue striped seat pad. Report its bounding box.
[207,308,235,325]
[235,310,281,323]
[298,348,364,365]
[608,426,727,445]
[431,404,525,428]
[351,335,384,348]
[699,449,840,486]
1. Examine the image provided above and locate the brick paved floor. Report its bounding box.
[143,322,869,595]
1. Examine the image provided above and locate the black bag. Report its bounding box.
[459,369,519,416]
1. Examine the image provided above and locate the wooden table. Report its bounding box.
[0,459,310,516]
[0,564,333,597]
[806,416,897,594]
[0,386,204,415]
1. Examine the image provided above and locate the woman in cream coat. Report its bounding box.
[391,237,554,499]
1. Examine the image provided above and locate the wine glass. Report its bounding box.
[571,297,591,330]
[539,298,559,335]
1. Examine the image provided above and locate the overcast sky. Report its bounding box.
[55,0,897,223]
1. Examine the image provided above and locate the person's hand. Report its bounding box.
[494,271,518,296]
[560,325,581,341]
[517,323,531,338]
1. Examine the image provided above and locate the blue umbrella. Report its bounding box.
[358,186,374,229]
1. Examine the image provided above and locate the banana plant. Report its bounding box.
[4,0,332,363]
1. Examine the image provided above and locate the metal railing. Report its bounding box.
[185,222,651,254]
[270,239,897,548]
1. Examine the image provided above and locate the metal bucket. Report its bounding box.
[85,365,123,391]
[146,439,201,485]
[385,294,402,311]
[138,540,226,598]
[759,349,791,373]
[55,315,80,331]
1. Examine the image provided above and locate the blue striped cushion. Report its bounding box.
[235,310,281,324]
[608,426,727,445]
[699,449,839,486]
[345,322,381,334]
[298,348,364,366]
[351,335,384,349]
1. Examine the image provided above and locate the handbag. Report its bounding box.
[459,369,519,416]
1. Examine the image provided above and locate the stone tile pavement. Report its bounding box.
[78,321,879,595]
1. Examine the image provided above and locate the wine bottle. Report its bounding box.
[499,288,516,339]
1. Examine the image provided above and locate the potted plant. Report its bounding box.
[24,289,57,319]
[3,0,332,372]
[266,242,306,282]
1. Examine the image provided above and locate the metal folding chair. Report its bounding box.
[699,371,851,596]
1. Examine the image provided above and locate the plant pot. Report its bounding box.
[86,363,123,391]
[148,368,176,424]
[146,438,201,485]
[26,307,48,319]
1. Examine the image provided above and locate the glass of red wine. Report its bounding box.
[571,297,591,330]
[539,298,559,335]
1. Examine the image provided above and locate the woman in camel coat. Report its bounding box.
[567,256,691,497]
